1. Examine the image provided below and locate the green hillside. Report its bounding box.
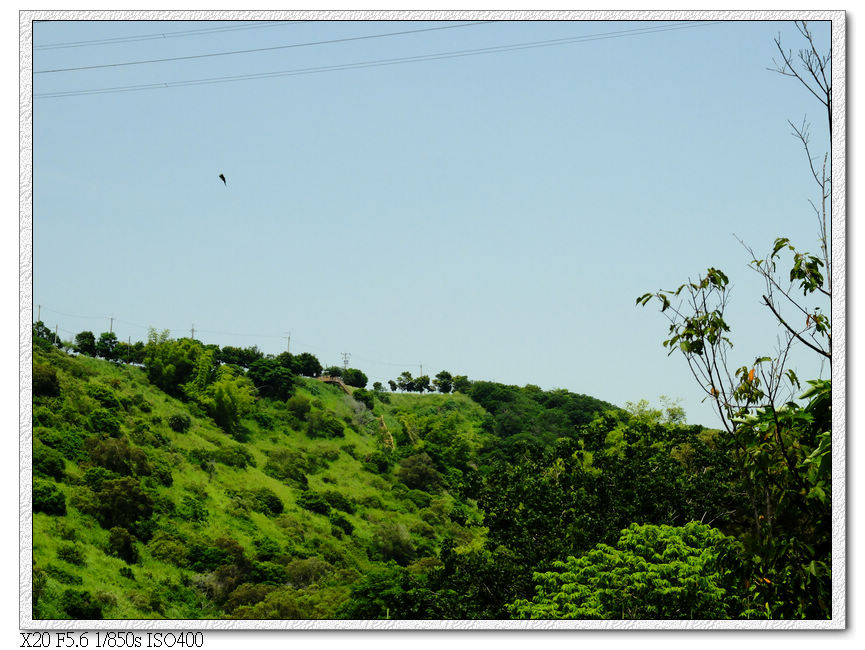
[30,325,831,620]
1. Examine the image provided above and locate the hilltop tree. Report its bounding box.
[95,332,119,361]
[342,368,368,389]
[74,331,97,356]
[433,371,453,394]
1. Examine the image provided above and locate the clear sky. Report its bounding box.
[29,15,834,428]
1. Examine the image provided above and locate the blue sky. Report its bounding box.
[29,16,834,427]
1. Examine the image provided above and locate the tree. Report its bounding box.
[33,321,60,348]
[635,22,833,619]
[510,523,755,619]
[293,352,323,378]
[95,332,119,361]
[433,371,453,394]
[414,375,431,393]
[247,358,295,400]
[144,329,204,396]
[74,331,97,356]
[342,367,368,389]
[396,371,415,392]
[199,366,257,435]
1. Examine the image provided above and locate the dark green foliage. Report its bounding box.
[247,358,296,400]
[87,436,151,476]
[33,321,61,348]
[73,331,97,357]
[285,394,311,421]
[293,352,323,378]
[352,388,374,410]
[320,489,356,514]
[33,444,65,480]
[95,332,119,361]
[306,411,345,439]
[396,453,442,492]
[33,362,60,397]
[44,564,82,585]
[297,490,331,516]
[329,512,354,537]
[179,495,209,523]
[363,451,392,474]
[433,371,453,393]
[61,589,103,619]
[263,448,310,487]
[85,383,124,409]
[250,561,288,585]
[342,368,368,389]
[87,408,122,435]
[168,413,191,433]
[33,479,66,515]
[36,428,85,461]
[370,522,416,565]
[108,527,140,564]
[57,543,86,566]
[248,487,284,517]
[79,476,154,532]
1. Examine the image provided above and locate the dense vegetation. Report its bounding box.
[31,316,830,620]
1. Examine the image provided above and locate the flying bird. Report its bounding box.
[218,173,227,186]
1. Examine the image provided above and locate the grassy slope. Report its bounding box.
[31,345,490,619]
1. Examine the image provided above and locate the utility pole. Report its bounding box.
[109,315,114,334]
[285,332,291,354]
[191,324,195,340]
[37,305,41,322]
[419,362,423,376]
[341,352,351,370]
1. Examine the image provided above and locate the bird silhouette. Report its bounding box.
[218,173,227,186]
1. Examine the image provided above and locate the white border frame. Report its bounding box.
[19,8,847,631]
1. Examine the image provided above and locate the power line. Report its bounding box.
[35,21,495,74]
[35,21,727,99]
[34,20,310,50]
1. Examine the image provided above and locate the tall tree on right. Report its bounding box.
[636,21,834,619]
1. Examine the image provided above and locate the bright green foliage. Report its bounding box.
[197,366,257,435]
[731,379,832,618]
[510,522,753,619]
[144,330,204,396]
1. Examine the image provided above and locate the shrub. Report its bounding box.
[33,363,60,397]
[352,388,374,410]
[33,480,66,515]
[306,411,345,439]
[87,437,151,476]
[33,444,65,480]
[263,449,309,487]
[57,543,86,567]
[108,527,139,564]
[61,589,103,619]
[321,489,356,514]
[85,477,154,531]
[284,557,333,588]
[285,395,311,421]
[168,413,191,433]
[88,409,122,436]
[36,428,85,461]
[296,491,331,516]
[396,453,442,492]
[371,522,416,566]
[249,487,284,517]
[329,512,354,537]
